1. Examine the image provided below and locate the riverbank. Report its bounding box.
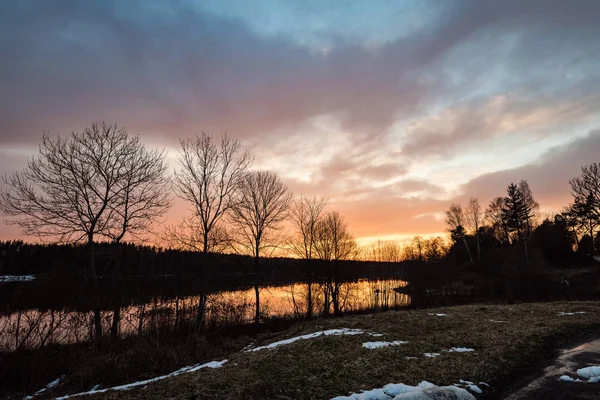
[21,301,600,399]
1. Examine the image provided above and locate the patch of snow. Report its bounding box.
[55,359,227,399]
[558,311,586,316]
[427,313,447,316]
[90,385,100,391]
[405,356,417,360]
[24,376,64,399]
[0,274,35,282]
[459,379,473,385]
[577,366,600,379]
[331,380,475,400]
[559,375,582,382]
[489,320,507,323]
[467,384,482,394]
[362,340,408,349]
[479,382,490,387]
[446,348,475,353]
[368,333,385,337]
[248,328,364,352]
[589,376,600,383]
[424,353,441,358]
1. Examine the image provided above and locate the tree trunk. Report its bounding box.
[137,304,145,341]
[254,284,260,324]
[110,305,120,342]
[462,237,474,266]
[306,281,313,318]
[590,224,595,257]
[253,255,260,324]
[88,238,103,345]
[196,293,208,330]
[196,248,210,331]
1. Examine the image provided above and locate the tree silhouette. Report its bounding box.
[502,182,533,264]
[229,170,292,323]
[569,163,600,256]
[289,195,328,318]
[0,121,171,342]
[313,211,358,314]
[445,203,474,266]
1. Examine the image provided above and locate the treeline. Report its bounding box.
[0,240,401,283]
[362,169,600,271]
[443,168,600,269]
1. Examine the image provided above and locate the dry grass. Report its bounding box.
[79,301,600,399]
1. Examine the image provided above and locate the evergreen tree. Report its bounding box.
[502,182,533,264]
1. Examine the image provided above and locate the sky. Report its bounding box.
[1,0,600,244]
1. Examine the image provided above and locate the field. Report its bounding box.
[35,300,600,399]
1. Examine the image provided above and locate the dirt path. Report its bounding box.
[505,338,600,399]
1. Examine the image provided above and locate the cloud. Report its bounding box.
[1,0,600,241]
[457,129,600,210]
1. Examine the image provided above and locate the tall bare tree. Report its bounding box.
[229,170,292,323]
[0,121,171,342]
[289,195,328,318]
[445,203,474,265]
[313,211,358,315]
[173,132,251,329]
[465,197,482,261]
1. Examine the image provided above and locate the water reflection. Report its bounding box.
[0,279,408,352]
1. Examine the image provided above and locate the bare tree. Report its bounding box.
[173,132,251,329]
[174,132,252,254]
[424,236,446,262]
[465,197,482,261]
[0,121,171,342]
[288,195,328,318]
[365,240,402,262]
[106,143,171,244]
[485,197,509,244]
[313,211,358,315]
[445,203,474,265]
[569,163,600,256]
[229,170,292,323]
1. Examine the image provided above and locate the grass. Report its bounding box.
[54,301,600,399]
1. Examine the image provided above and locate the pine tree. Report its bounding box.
[502,183,533,264]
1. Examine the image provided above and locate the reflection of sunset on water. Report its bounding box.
[0,279,409,351]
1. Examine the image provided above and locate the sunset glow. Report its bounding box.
[1,0,600,243]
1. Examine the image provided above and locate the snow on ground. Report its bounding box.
[362,340,408,349]
[368,333,385,337]
[558,311,586,316]
[445,347,475,353]
[424,353,441,358]
[556,365,600,384]
[0,275,35,283]
[559,375,583,382]
[247,328,365,352]
[489,320,507,323]
[54,359,227,399]
[467,384,482,394]
[331,380,477,400]
[577,366,600,380]
[427,313,447,317]
[24,376,63,399]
